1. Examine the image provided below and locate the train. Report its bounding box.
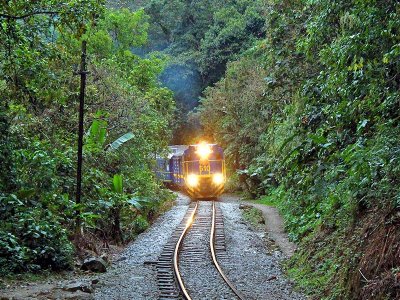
[156,143,226,199]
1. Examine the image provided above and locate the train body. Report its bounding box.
[156,143,225,199]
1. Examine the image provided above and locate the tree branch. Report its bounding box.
[0,11,59,20]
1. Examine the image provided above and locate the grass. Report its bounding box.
[0,269,58,287]
[241,207,265,228]
[246,194,277,207]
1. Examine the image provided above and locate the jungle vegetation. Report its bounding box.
[131,0,267,143]
[198,0,400,299]
[0,1,175,275]
[1,0,399,299]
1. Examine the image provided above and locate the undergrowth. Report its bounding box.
[241,207,265,229]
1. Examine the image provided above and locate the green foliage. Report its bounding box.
[0,109,14,191]
[241,207,264,229]
[86,112,108,152]
[0,194,74,274]
[0,1,176,274]
[134,0,267,143]
[86,8,149,56]
[112,174,123,194]
[197,1,265,82]
[102,8,149,49]
[132,215,150,234]
[198,0,400,298]
[143,0,265,77]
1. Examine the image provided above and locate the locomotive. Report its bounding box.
[156,143,225,199]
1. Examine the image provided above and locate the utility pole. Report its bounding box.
[75,40,88,232]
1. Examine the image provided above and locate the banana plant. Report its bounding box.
[86,110,135,152]
[106,132,135,151]
[112,174,123,194]
[111,174,147,210]
[86,111,108,152]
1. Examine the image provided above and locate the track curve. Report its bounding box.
[173,201,199,299]
[173,201,245,300]
[210,201,246,300]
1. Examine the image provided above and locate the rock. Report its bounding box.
[100,253,109,263]
[116,256,127,262]
[63,281,93,294]
[80,285,94,294]
[91,278,99,285]
[63,283,78,293]
[54,290,94,300]
[81,257,107,273]
[239,203,252,210]
[63,282,82,293]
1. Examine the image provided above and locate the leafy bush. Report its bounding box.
[0,194,74,274]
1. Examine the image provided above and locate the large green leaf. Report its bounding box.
[107,132,134,151]
[127,197,150,210]
[112,174,123,194]
[127,197,143,210]
[89,119,107,146]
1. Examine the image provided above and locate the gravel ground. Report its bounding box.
[93,194,190,299]
[219,201,305,300]
[93,193,305,300]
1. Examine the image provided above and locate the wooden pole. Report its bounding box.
[75,40,88,232]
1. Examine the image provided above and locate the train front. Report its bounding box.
[183,143,225,199]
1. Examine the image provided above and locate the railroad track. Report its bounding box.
[156,201,245,300]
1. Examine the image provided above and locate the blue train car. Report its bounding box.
[156,143,225,199]
[155,145,188,186]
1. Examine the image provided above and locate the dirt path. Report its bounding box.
[220,194,297,257]
[247,202,297,257]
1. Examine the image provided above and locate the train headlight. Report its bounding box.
[187,174,198,187]
[213,173,224,185]
[197,142,212,159]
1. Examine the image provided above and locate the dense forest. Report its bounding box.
[1,0,399,299]
[0,0,175,275]
[131,0,266,143]
[198,1,400,299]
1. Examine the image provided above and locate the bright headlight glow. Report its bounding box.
[187,174,198,187]
[213,173,224,185]
[197,142,212,159]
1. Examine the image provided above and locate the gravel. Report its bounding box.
[93,194,305,299]
[93,194,190,299]
[219,201,306,300]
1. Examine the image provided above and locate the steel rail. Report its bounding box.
[210,201,246,300]
[173,201,199,300]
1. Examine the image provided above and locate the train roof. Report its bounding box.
[166,144,222,159]
[188,143,218,147]
[168,145,189,158]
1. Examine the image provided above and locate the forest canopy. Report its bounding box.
[127,0,267,143]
